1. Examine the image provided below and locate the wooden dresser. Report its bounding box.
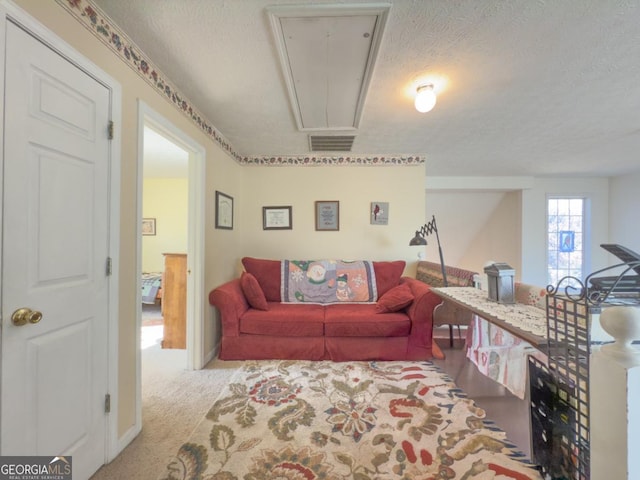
[161,253,187,349]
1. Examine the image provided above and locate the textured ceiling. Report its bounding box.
[143,127,188,178]
[92,0,640,177]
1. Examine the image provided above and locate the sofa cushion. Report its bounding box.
[241,257,281,301]
[324,304,410,337]
[240,303,325,337]
[240,272,268,310]
[376,283,414,313]
[372,261,406,296]
[515,282,547,309]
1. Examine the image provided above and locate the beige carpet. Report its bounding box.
[90,347,243,480]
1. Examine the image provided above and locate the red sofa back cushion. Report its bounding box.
[241,257,281,301]
[372,261,406,296]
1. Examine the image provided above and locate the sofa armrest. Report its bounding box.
[416,260,479,288]
[400,277,442,348]
[208,279,249,337]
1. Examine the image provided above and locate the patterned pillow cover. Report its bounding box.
[416,261,477,288]
[514,282,547,310]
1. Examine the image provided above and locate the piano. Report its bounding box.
[588,244,640,297]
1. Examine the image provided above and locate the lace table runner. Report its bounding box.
[432,287,548,339]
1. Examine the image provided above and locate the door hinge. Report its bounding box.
[106,257,112,276]
[105,394,111,414]
[108,121,114,140]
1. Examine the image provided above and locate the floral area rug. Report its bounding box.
[159,360,543,480]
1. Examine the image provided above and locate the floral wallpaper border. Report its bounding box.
[55,0,424,167]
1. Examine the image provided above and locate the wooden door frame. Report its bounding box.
[0,0,122,463]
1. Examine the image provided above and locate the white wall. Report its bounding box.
[609,172,640,252]
[427,176,612,288]
[425,190,521,280]
[521,177,610,286]
[240,165,426,276]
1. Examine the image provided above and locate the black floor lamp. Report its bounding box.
[409,214,448,287]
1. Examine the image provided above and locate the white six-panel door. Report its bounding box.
[1,20,111,479]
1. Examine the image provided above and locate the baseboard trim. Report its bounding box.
[115,421,141,459]
[203,345,217,367]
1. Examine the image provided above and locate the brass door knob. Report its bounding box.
[11,308,43,326]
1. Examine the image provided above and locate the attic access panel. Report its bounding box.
[267,4,390,131]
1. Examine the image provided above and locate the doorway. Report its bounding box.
[141,126,189,354]
[136,101,206,429]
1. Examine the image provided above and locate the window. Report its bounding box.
[547,197,585,288]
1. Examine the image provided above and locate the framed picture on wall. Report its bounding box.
[215,191,234,230]
[315,201,339,231]
[142,218,156,236]
[370,201,389,225]
[263,206,293,230]
[559,231,575,252]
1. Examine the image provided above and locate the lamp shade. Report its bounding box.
[415,84,436,113]
[409,231,427,246]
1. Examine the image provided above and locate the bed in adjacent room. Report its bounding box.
[141,272,162,305]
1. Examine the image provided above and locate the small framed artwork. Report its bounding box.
[215,191,234,230]
[263,206,293,230]
[370,201,389,225]
[315,200,339,231]
[559,231,575,252]
[142,218,156,236]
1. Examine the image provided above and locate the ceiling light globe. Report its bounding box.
[415,84,436,113]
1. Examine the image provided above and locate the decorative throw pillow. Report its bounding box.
[241,257,281,301]
[376,283,414,313]
[373,260,406,296]
[241,272,269,310]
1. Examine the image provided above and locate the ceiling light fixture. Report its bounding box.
[414,84,437,113]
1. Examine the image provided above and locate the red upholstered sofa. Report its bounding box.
[208,257,444,361]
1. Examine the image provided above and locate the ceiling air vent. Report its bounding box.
[309,135,356,152]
